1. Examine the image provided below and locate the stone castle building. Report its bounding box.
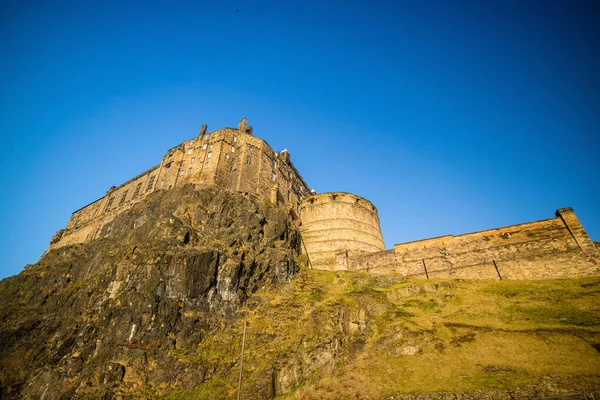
[49,119,600,280]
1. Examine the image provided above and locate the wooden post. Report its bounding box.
[422,259,429,279]
[493,259,502,280]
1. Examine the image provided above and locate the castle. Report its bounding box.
[49,119,600,280]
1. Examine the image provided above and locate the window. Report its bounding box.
[202,144,207,150]
[191,157,195,163]
[204,162,209,169]
[209,144,213,149]
[187,167,192,174]
[187,148,193,155]
[272,159,277,168]
[179,170,184,176]
[181,160,185,166]
[204,134,209,141]
[207,151,212,159]
[245,156,252,165]
[105,197,115,212]
[231,145,235,152]
[271,172,276,181]
[146,176,155,192]
[233,135,237,142]
[119,190,129,206]
[225,153,230,160]
[133,182,143,197]
[160,180,165,186]
[189,139,195,145]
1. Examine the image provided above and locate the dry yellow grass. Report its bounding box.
[162,269,600,399]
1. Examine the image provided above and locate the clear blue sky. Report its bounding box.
[1,0,598,279]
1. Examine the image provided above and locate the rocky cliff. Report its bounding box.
[1,185,599,400]
[0,185,301,399]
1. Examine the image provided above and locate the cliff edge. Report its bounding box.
[0,184,300,398]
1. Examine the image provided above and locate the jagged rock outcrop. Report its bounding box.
[0,185,301,399]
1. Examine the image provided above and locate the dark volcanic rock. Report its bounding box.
[0,185,301,399]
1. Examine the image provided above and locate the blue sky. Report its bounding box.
[1,0,598,279]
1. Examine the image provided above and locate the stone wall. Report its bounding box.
[345,208,599,280]
[299,192,386,270]
[49,119,310,251]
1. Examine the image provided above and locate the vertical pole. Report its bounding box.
[422,259,429,279]
[301,238,313,269]
[492,259,502,280]
[237,313,247,400]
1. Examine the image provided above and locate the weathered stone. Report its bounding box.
[0,185,300,399]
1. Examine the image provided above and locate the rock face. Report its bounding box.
[0,185,301,399]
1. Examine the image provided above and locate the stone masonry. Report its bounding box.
[49,119,310,252]
[47,118,599,280]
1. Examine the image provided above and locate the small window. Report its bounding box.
[160,180,165,186]
[105,197,115,212]
[225,153,230,160]
[204,162,209,169]
[209,144,213,149]
[187,148,193,155]
[204,134,209,141]
[146,176,155,192]
[133,182,143,197]
[231,145,235,152]
[189,139,195,145]
[187,167,192,174]
[191,157,195,163]
[181,160,186,166]
[202,144,207,150]
[119,190,129,206]
[233,135,237,142]
[271,172,276,181]
[245,156,252,165]
[207,151,213,159]
[272,159,277,168]
[179,170,184,176]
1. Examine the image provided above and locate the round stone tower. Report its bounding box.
[299,192,385,270]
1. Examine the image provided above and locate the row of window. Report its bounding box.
[177,162,211,176]
[104,175,156,212]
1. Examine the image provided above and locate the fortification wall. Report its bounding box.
[49,119,310,251]
[300,193,385,270]
[346,208,599,280]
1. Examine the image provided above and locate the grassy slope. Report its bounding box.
[161,270,600,399]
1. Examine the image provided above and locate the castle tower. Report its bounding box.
[299,192,385,270]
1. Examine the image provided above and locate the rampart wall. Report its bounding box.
[341,207,599,280]
[48,119,310,251]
